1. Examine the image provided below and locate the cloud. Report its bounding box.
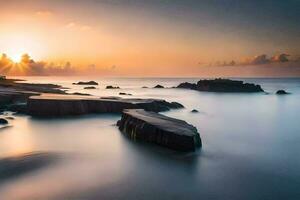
[207,53,296,67]
[66,22,92,31]
[66,22,76,28]
[36,11,54,17]
[0,54,76,76]
[0,54,118,76]
[270,54,289,62]
[249,54,270,65]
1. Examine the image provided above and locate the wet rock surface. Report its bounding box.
[177,78,264,93]
[0,78,67,113]
[117,109,202,151]
[27,94,184,116]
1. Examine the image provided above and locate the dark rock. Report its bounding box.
[6,102,28,114]
[177,78,264,93]
[142,86,148,88]
[0,118,8,124]
[0,90,39,107]
[71,92,91,96]
[119,92,132,96]
[84,86,96,89]
[117,109,202,151]
[176,82,197,90]
[27,94,184,116]
[106,85,120,89]
[276,90,289,95]
[154,84,164,88]
[73,81,98,85]
[5,116,14,120]
[191,109,199,113]
[0,152,58,180]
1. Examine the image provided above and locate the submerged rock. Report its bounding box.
[276,90,289,95]
[154,84,164,88]
[117,109,202,151]
[0,118,8,124]
[177,78,264,93]
[0,152,58,180]
[27,94,184,116]
[106,85,120,89]
[73,81,98,85]
[84,86,96,89]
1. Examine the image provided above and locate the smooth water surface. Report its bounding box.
[0,77,300,200]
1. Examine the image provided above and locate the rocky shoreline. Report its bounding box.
[1,77,287,152]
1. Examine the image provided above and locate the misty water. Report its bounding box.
[1,77,300,200]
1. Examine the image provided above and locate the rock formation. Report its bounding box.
[73,81,98,85]
[0,118,8,124]
[154,84,164,88]
[84,86,96,89]
[177,78,264,93]
[27,94,184,116]
[119,92,132,96]
[117,109,202,151]
[276,90,289,95]
[106,85,120,89]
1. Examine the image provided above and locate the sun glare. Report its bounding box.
[10,52,23,63]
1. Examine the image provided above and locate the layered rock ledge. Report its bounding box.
[117,109,201,151]
[177,78,264,93]
[27,94,184,116]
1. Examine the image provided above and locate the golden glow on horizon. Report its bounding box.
[1,32,44,62]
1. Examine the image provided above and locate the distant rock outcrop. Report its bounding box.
[71,92,91,96]
[27,94,184,116]
[117,109,202,151]
[276,90,289,95]
[154,84,164,88]
[119,92,132,96]
[191,109,199,113]
[106,85,120,89]
[73,81,98,85]
[84,86,96,89]
[177,78,264,93]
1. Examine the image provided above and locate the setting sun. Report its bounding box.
[9,51,23,63]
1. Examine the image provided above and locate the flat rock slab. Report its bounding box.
[117,109,202,151]
[27,94,183,116]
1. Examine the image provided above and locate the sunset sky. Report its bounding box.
[0,0,299,77]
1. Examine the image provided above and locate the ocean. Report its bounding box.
[0,77,300,200]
